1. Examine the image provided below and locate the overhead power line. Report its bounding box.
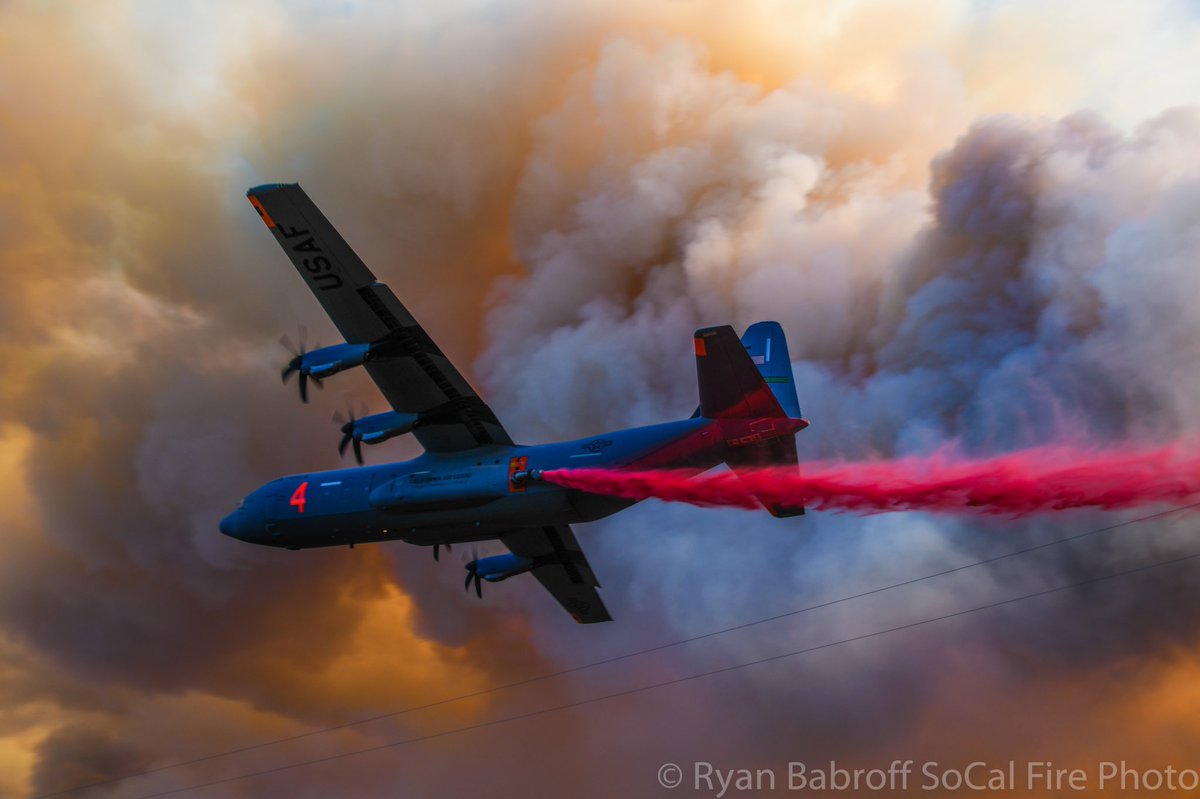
[36,501,1200,799]
[134,546,1200,798]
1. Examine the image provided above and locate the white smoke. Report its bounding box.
[474,31,1200,704]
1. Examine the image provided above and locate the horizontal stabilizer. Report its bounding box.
[726,436,806,517]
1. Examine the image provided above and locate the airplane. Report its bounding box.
[220,183,809,623]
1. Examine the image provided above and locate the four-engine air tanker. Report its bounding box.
[221,183,809,623]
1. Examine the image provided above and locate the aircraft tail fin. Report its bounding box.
[694,325,787,419]
[694,322,806,517]
[739,321,801,418]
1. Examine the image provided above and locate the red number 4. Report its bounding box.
[290,481,308,514]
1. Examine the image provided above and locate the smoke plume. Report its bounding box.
[2,0,1200,797]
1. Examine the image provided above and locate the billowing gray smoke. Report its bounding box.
[475,35,1200,784]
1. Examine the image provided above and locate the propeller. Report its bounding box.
[332,397,371,465]
[280,325,324,403]
[433,542,452,562]
[464,547,483,599]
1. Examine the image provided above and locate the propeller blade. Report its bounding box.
[464,547,483,597]
[334,396,364,463]
[279,326,309,398]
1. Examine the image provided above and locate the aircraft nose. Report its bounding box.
[219,509,247,539]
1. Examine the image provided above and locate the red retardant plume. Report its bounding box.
[541,443,1200,516]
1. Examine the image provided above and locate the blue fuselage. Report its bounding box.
[220,415,799,551]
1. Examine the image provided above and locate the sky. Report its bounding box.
[1,0,1199,796]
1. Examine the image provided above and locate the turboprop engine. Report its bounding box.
[335,409,420,464]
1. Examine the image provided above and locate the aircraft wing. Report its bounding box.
[246,183,513,452]
[501,525,612,624]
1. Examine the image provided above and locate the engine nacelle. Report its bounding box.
[343,410,420,446]
[297,342,372,378]
[471,554,535,583]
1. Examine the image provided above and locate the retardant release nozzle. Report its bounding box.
[510,468,543,486]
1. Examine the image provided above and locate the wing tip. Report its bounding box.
[246,182,297,197]
[569,598,614,624]
[574,611,614,624]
